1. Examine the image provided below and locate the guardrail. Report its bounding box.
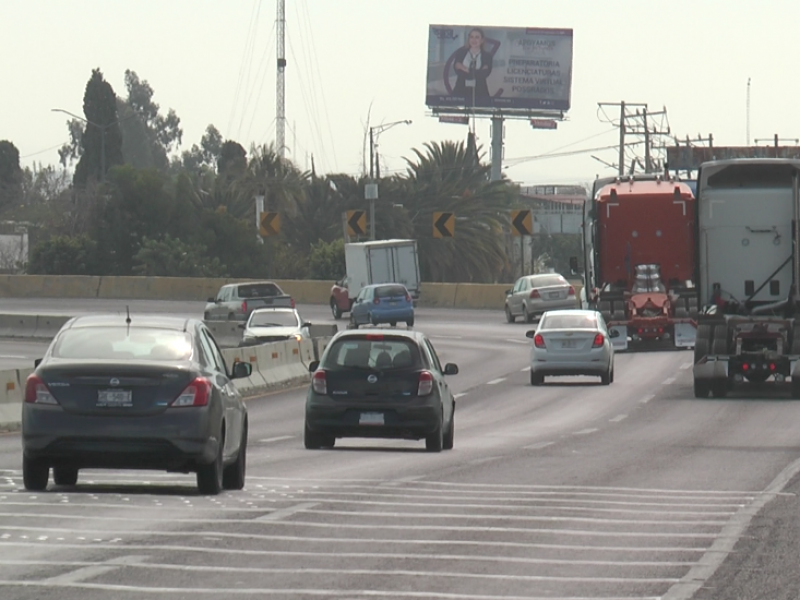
[0,275,584,310]
[0,335,335,432]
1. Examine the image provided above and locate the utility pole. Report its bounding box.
[746,77,751,145]
[275,0,287,158]
[618,101,626,176]
[598,101,670,174]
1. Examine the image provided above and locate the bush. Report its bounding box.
[28,234,100,275]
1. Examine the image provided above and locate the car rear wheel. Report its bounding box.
[530,370,543,385]
[330,299,342,320]
[370,313,379,326]
[601,367,611,385]
[197,430,224,495]
[349,314,359,330]
[23,456,49,491]
[443,413,454,450]
[223,422,247,491]
[53,467,78,486]
[524,305,534,323]
[425,420,443,452]
[406,318,414,328]
[304,422,335,449]
[505,305,516,323]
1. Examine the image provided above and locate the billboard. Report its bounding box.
[426,25,573,111]
[666,146,800,172]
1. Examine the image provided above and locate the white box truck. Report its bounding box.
[329,239,421,319]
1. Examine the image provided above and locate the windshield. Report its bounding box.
[248,311,299,328]
[541,314,598,330]
[531,275,567,288]
[375,285,408,299]
[323,337,421,370]
[52,327,194,361]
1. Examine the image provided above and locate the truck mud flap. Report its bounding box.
[673,322,697,348]
[693,356,728,380]
[610,325,628,351]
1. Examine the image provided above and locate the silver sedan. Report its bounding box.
[505,273,579,323]
[526,309,619,385]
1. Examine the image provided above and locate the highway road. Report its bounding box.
[0,298,798,598]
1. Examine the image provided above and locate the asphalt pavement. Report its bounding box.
[0,298,797,599]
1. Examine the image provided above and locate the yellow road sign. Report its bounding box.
[259,211,280,236]
[511,209,533,236]
[346,210,367,237]
[433,212,455,238]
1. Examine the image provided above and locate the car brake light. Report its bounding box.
[365,334,384,340]
[534,334,545,348]
[770,363,777,372]
[530,289,540,299]
[312,370,327,394]
[291,298,296,308]
[568,286,575,296]
[373,297,380,304]
[171,377,211,407]
[24,375,58,405]
[418,371,434,396]
[405,293,411,302]
[592,333,605,347]
[742,363,749,371]
[241,301,247,313]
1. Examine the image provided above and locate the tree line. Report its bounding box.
[0,68,581,283]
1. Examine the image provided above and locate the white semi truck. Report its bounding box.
[693,158,800,398]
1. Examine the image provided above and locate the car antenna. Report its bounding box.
[125,305,132,325]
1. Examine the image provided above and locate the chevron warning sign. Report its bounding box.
[432,212,455,238]
[511,209,532,236]
[259,212,280,236]
[346,210,367,237]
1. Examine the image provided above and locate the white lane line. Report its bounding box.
[453,393,467,399]
[662,376,676,385]
[609,414,628,423]
[432,335,463,339]
[524,441,554,450]
[486,378,506,385]
[663,454,800,600]
[256,502,319,522]
[41,555,149,584]
[640,394,655,404]
[572,428,599,435]
[680,362,693,370]
[0,579,675,598]
[257,436,294,444]
[520,366,530,372]
[504,338,529,345]
[466,457,500,466]
[0,355,27,359]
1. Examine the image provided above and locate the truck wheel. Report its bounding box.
[330,299,342,320]
[598,300,612,322]
[712,379,729,398]
[694,334,709,364]
[792,378,800,400]
[791,324,800,354]
[712,324,728,355]
[693,379,711,398]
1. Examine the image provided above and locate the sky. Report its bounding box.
[3,0,800,187]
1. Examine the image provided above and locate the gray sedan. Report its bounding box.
[505,273,579,323]
[526,309,619,385]
[22,314,252,494]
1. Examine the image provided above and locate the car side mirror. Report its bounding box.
[237,323,245,329]
[525,330,536,338]
[207,297,215,303]
[609,329,620,338]
[443,363,459,375]
[231,361,252,379]
[34,358,42,368]
[308,360,320,372]
[505,289,512,295]
[303,321,311,327]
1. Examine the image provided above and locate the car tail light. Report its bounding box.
[241,301,247,313]
[530,289,540,299]
[365,334,384,340]
[742,363,749,371]
[171,377,212,407]
[418,371,434,396]
[291,298,296,308]
[24,375,58,405]
[592,333,605,348]
[312,370,327,394]
[534,334,545,348]
[373,297,380,304]
[405,293,412,302]
[568,286,575,296]
[769,363,777,372]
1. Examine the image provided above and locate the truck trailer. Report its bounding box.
[580,175,698,350]
[693,158,800,398]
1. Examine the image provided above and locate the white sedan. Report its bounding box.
[239,307,310,347]
[526,309,618,385]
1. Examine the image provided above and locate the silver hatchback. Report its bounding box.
[505,273,579,323]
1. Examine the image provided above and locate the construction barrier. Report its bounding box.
[0,275,583,311]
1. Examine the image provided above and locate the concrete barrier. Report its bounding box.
[205,321,244,348]
[0,369,23,431]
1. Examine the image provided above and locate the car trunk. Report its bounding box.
[324,367,420,401]
[539,330,599,355]
[38,361,195,417]
[537,284,571,301]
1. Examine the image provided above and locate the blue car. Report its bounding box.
[349,284,415,329]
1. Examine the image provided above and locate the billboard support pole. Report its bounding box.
[490,115,503,181]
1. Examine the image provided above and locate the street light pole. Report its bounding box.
[366,119,411,241]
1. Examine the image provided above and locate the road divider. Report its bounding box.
[0,336,334,432]
[0,276,584,311]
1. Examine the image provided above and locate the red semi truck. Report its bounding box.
[580,176,699,350]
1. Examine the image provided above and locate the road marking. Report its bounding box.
[640,394,655,404]
[520,366,530,372]
[662,376,676,385]
[486,378,506,385]
[504,338,528,345]
[680,362,693,370]
[432,335,462,340]
[572,428,599,436]
[257,436,294,444]
[609,414,628,423]
[467,456,500,466]
[255,502,320,522]
[453,393,467,399]
[41,555,149,584]
[523,441,554,450]
[663,454,800,600]
[0,355,27,359]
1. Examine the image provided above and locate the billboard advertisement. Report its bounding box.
[426,25,573,111]
[666,146,800,172]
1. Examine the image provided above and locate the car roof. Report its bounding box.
[542,309,597,317]
[64,314,196,332]
[331,328,423,342]
[249,307,296,313]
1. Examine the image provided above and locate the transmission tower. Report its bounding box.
[598,101,671,175]
[276,0,287,158]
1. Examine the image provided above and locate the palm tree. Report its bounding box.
[236,144,307,219]
[400,140,516,282]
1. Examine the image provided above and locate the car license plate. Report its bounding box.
[359,412,384,426]
[97,389,133,408]
[389,300,398,305]
[561,340,577,348]
[549,292,560,299]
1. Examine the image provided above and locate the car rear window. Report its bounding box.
[237,283,283,298]
[541,314,597,330]
[52,327,194,361]
[323,336,421,370]
[248,311,298,328]
[375,285,408,299]
[531,275,567,288]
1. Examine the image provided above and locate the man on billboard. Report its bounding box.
[450,28,494,106]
